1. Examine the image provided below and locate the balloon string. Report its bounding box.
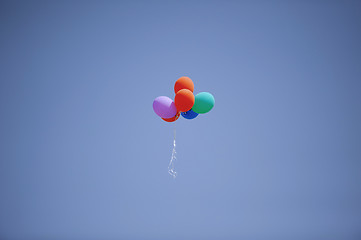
[168,128,177,178]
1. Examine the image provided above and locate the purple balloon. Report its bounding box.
[153,96,177,119]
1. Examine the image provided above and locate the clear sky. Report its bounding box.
[1,1,361,239]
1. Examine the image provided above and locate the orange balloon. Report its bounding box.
[162,112,180,122]
[174,76,194,94]
[174,89,195,112]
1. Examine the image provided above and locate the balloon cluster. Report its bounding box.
[153,76,215,122]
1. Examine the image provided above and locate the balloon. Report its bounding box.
[174,76,194,94]
[192,92,215,114]
[162,112,180,122]
[174,89,195,112]
[153,96,177,118]
[181,109,198,120]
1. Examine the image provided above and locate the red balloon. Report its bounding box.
[174,89,195,112]
[162,112,180,122]
[174,76,194,94]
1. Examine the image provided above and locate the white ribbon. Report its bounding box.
[168,129,177,178]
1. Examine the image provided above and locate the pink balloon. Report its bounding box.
[153,96,177,119]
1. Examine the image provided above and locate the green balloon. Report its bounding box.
[192,92,215,114]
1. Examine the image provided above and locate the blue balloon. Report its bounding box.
[181,109,198,120]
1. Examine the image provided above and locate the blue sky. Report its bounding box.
[1,1,361,239]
